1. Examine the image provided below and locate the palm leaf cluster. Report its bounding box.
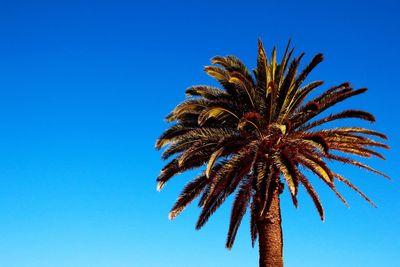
[155,39,389,249]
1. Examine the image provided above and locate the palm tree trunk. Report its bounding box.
[257,187,284,267]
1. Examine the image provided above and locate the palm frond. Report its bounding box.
[250,200,258,247]
[212,55,255,86]
[300,110,375,131]
[169,173,209,220]
[295,165,324,220]
[334,173,376,207]
[186,85,229,100]
[327,154,390,179]
[274,154,298,207]
[226,177,252,249]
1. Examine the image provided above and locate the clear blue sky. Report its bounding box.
[0,0,399,266]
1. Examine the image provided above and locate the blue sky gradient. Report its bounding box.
[0,0,399,266]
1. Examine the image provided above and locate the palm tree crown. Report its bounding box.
[155,39,389,250]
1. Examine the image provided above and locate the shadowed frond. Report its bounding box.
[226,177,252,249]
[295,164,324,220]
[169,173,209,220]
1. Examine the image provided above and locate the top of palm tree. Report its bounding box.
[155,39,389,249]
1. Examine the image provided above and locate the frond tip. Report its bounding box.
[156,181,164,192]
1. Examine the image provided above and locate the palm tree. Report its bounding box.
[155,39,389,267]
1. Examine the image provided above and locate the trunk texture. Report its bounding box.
[257,188,283,267]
